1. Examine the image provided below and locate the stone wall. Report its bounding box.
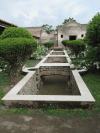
[70,70,81,95]
[44,57,67,63]
[27,68,43,89]
[18,72,38,95]
[2,50,95,109]
[57,21,88,48]
[54,34,58,47]
[50,52,65,55]
[40,66,70,76]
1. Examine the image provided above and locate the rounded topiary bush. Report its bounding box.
[44,42,54,49]
[62,40,70,49]
[62,39,86,59]
[0,27,37,82]
[0,27,35,40]
[0,38,36,55]
[0,38,37,81]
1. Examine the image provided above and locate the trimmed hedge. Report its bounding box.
[0,38,36,56]
[0,27,37,82]
[62,40,69,48]
[62,39,86,59]
[0,27,35,40]
[44,42,54,49]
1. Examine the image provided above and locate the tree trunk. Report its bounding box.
[9,64,16,83]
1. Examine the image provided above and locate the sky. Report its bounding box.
[0,0,100,29]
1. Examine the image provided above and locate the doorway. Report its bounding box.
[69,35,77,40]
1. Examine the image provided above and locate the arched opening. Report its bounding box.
[69,35,77,40]
[81,34,84,37]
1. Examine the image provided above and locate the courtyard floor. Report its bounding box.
[0,113,100,133]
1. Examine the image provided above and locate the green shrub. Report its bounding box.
[62,39,86,59]
[0,38,37,82]
[0,57,11,73]
[31,43,48,59]
[84,45,100,71]
[0,27,35,40]
[44,42,54,49]
[84,12,100,47]
[0,27,37,82]
[83,12,100,70]
[62,40,69,49]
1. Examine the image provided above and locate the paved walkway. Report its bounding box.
[0,113,100,133]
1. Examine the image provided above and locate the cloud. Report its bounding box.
[0,0,100,28]
[64,1,78,12]
[72,6,82,16]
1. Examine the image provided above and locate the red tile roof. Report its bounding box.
[25,27,44,38]
[0,19,18,27]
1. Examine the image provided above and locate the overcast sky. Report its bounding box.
[0,0,100,29]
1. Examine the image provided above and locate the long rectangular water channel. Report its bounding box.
[37,75,73,95]
[1,49,95,108]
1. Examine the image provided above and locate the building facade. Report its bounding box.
[56,21,88,48]
[24,27,57,44]
[25,21,88,47]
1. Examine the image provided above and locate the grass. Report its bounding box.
[25,59,40,67]
[0,72,10,107]
[41,71,100,118]
[82,71,100,112]
[0,60,100,118]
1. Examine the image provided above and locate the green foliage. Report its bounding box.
[0,27,37,81]
[0,38,37,60]
[44,42,54,49]
[83,12,100,70]
[68,43,100,70]
[62,17,76,25]
[0,27,35,40]
[31,43,48,59]
[84,12,100,47]
[62,40,70,48]
[0,72,10,86]
[0,38,37,79]
[13,108,28,114]
[55,25,63,31]
[0,57,11,73]
[0,72,10,107]
[85,45,100,70]
[55,18,77,31]
[62,39,86,59]
[83,71,100,112]
[24,60,40,67]
[41,24,55,34]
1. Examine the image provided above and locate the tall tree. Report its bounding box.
[41,24,55,34]
[55,17,77,31]
[55,25,62,31]
[84,12,100,47]
[62,17,76,25]
[84,12,100,70]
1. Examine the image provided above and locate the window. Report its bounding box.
[61,35,63,38]
[81,34,84,37]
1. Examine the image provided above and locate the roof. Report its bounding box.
[0,19,18,27]
[50,31,57,35]
[24,27,44,38]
